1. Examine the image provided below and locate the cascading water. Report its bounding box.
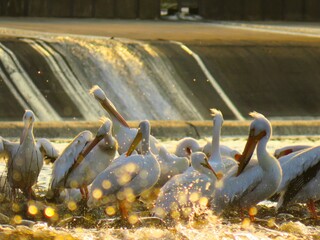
[51,37,204,120]
[0,35,206,121]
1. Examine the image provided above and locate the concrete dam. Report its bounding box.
[1,22,320,122]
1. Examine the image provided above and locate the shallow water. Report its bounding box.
[0,136,319,239]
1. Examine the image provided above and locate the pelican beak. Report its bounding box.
[200,157,223,180]
[234,153,242,162]
[275,149,292,159]
[100,98,130,128]
[236,129,266,176]
[126,130,142,157]
[80,136,103,159]
[20,118,32,144]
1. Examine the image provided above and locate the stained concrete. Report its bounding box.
[1,120,320,139]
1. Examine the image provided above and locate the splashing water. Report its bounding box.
[0,136,319,239]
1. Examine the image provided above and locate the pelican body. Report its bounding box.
[154,152,219,220]
[276,146,320,218]
[153,109,227,220]
[212,112,282,219]
[48,119,117,200]
[4,110,57,199]
[87,120,160,221]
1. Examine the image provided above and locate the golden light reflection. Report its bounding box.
[44,207,55,218]
[241,218,251,228]
[118,173,131,185]
[28,205,38,215]
[13,215,22,224]
[249,206,258,217]
[154,207,165,218]
[92,188,103,199]
[171,210,180,219]
[125,163,137,173]
[11,203,20,212]
[67,201,77,211]
[199,197,208,207]
[102,180,112,190]
[189,192,200,203]
[105,206,116,216]
[128,214,139,225]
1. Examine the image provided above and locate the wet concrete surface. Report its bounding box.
[0,19,320,121]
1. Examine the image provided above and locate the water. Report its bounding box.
[0,29,207,121]
[0,136,319,239]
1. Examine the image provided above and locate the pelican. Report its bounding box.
[153,109,230,220]
[173,137,201,159]
[274,145,311,159]
[87,120,160,221]
[211,112,282,220]
[4,110,58,199]
[47,118,117,201]
[153,152,220,220]
[202,142,241,161]
[90,85,160,155]
[155,145,189,188]
[139,145,189,206]
[275,146,320,219]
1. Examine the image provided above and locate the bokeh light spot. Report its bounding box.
[93,188,103,199]
[44,207,55,218]
[28,205,38,215]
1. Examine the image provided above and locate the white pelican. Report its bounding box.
[173,137,201,159]
[211,112,282,220]
[4,110,58,199]
[47,118,117,200]
[139,145,189,206]
[202,142,241,161]
[153,109,229,220]
[275,146,320,219]
[153,152,220,220]
[90,85,160,155]
[274,145,311,159]
[155,145,189,188]
[87,120,160,221]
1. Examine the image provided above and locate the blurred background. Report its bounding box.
[1,0,320,21]
[0,0,320,123]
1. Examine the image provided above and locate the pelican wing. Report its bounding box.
[0,138,19,169]
[49,135,90,191]
[278,160,320,208]
[278,146,320,192]
[213,162,263,212]
[274,145,311,159]
[37,138,59,163]
[89,155,143,207]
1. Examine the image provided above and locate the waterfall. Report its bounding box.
[0,35,207,121]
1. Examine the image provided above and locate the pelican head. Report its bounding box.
[90,85,129,128]
[237,112,270,176]
[20,110,35,144]
[191,152,222,180]
[79,118,113,159]
[211,108,223,127]
[126,120,150,156]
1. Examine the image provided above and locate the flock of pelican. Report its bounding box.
[0,85,319,223]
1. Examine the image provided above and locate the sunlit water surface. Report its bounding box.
[0,136,319,239]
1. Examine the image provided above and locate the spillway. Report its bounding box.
[1,29,320,121]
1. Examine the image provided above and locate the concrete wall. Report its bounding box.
[0,0,160,19]
[197,0,320,21]
[0,0,320,21]
[94,0,115,18]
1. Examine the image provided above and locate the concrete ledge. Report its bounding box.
[1,120,320,139]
